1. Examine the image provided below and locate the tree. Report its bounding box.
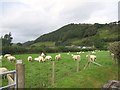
[108,42,120,61]
[1,32,13,46]
[108,41,120,80]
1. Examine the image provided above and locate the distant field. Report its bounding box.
[1,51,118,88]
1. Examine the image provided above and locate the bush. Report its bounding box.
[108,41,120,60]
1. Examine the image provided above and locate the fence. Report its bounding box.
[0,60,25,90]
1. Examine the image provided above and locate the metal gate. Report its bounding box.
[0,70,17,90]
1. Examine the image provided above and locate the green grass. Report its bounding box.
[1,51,118,88]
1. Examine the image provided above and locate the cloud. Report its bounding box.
[0,0,119,43]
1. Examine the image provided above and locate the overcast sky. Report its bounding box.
[0,0,119,43]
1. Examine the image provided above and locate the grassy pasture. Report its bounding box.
[1,51,118,88]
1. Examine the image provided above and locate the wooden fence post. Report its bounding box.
[76,59,80,72]
[52,61,55,86]
[16,60,25,89]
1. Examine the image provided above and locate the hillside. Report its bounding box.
[24,22,119,49]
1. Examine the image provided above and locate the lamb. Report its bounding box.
[0,67,8,79]
[86,54,96,62]
[4,54,11,58]
[55,54,61,60]
[45,56,52,60]
[27,56,32,62]
[7,56,16,62]
[71,54,80,61]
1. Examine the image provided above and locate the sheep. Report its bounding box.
[7,56,16,62]
[111,53,114,59]
[4,54,11,58]
[71,54,80,61]
[82,52,84,53]
[110,53,117,64]
[34,56,45,62]
[77,52,82,54]
[67,51,70,55]
[86,54,96,62]
[41,52,45,58]
[91,51,96,54]
[38,56,45,62]
[84,54,100,69]
[34,58,39,61]
[45,56,52,61]
[55,54,61,60]
[7,74,14,88]
[27,56,32,62]
[0,67,8,79]
[0,55,3,59]
[0,55,3,62]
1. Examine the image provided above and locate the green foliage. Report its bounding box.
[108,41,120,60]
[33,22,118,49]
[1,32,13,46]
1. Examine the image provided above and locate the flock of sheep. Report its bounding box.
[0,51,97,78]
[28,53,61,62]
[27,51,97,63]
[0,50,116,87]
[0,51,99,65]
[0,54,16,62]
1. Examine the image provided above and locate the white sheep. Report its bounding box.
[27,56,32,62]
[110,53,117,63]
[71,54,80,61]
[91,51,96,54]
[111,53,114,58]
[7,74,14,87]
[67,51,70,55]
[82,52,84,53]
[0,67,8,79]
[0,55,3,59]
[34,58,39,61]
[7,56,16,62]
[4,54,11,58]
[0,55,3,62]
[38,56,45,62]
[45,56,52,60]
[41,52,45,58]
[86,54,96,62]
[55,54,61,60]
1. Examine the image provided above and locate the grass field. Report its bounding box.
[1,51,118,88]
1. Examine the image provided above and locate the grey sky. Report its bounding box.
[0,0,119,43]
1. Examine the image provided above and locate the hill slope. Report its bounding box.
[24,22,119,48]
